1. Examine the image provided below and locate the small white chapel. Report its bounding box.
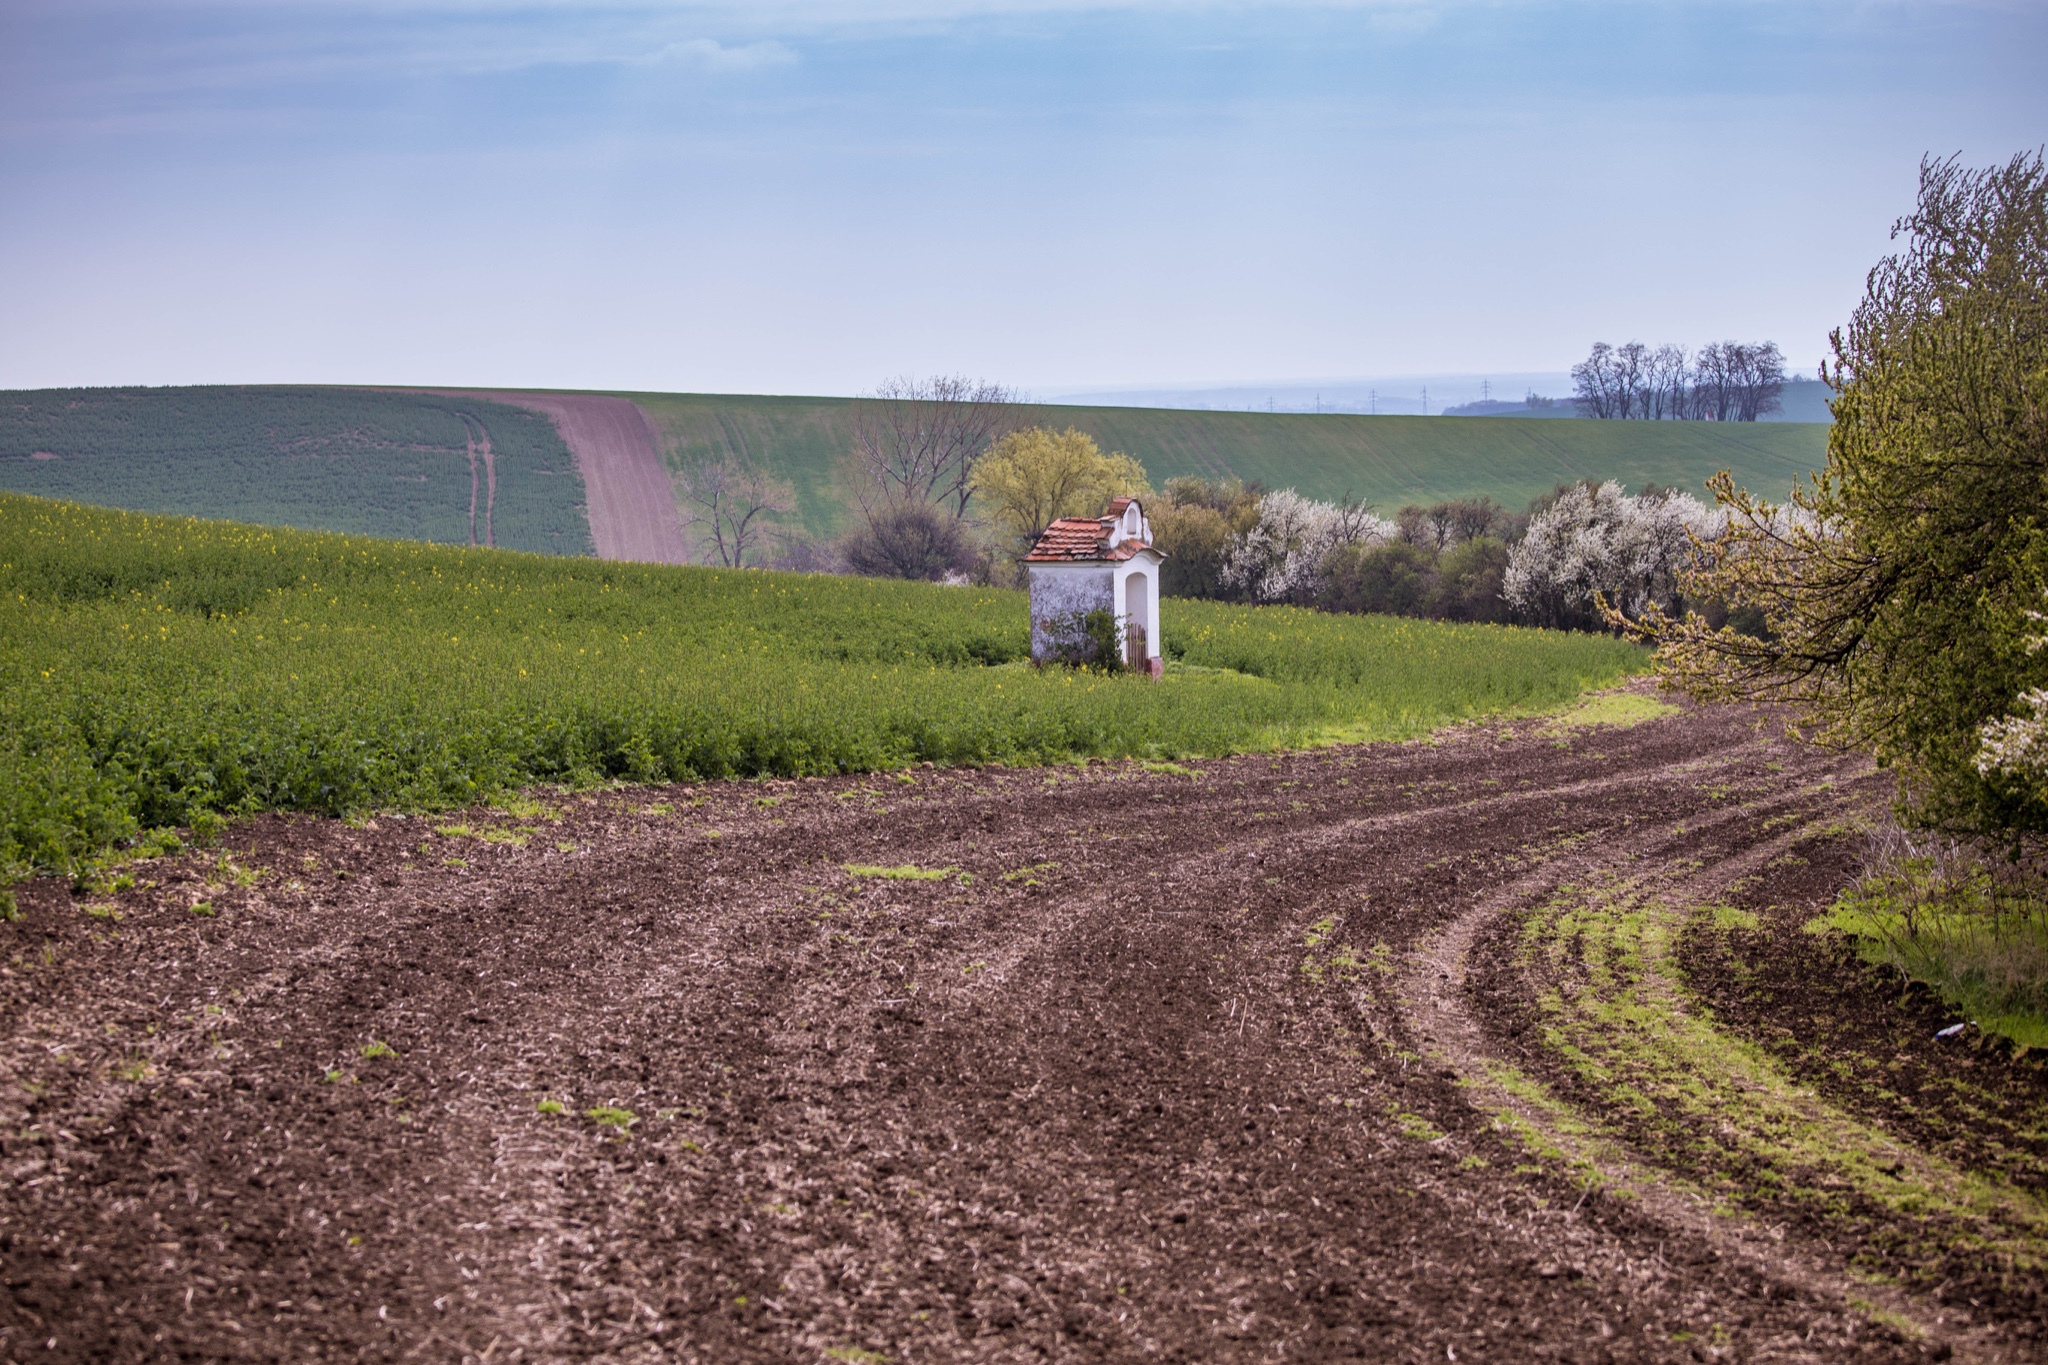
[1022,496,1166,676]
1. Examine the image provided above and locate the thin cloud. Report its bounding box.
[649,38,798,71]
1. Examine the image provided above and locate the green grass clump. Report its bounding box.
[0,493,1642,879]
[584,1105,637,1131]
[845,864,954,881]
[1817,857,2048,1051]
[1543,691,1680,731]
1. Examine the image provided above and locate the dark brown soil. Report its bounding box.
[3,698,2043,1363]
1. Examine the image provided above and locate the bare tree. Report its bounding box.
[1576,339,1786,421]
[1330,494,1387,546]
[682,456,797,568]
[1733,340,1787,420]
[1613,341,1650,418]
[1446,496,1509,542]
[1643,344,1689,420]
[847,375,1022,519]
[1394,504,1433,547]
[1691,341,1733,420]
[1571,343,1623,418]
[1425,502,1458,550]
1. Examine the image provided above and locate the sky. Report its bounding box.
[1,1,2042,398]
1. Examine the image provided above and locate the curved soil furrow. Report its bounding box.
[2,698,2041,1362]
[1396,778,1996,1353]
[431,389,689,564]
[1399,750,2047,1362]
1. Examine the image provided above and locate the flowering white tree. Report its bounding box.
[1219,490,1395,604]
[1978,605,2048,791]
[1504,480,1724,628]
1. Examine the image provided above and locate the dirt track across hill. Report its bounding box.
[4,692,2046,1364]
[434,390,690,564]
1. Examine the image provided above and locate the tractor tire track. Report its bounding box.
[459,413,497,548]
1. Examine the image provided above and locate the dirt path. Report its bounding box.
[433,390,689,564]
[4,698,2044,1362]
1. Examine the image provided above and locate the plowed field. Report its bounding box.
[5,693,2045,1363]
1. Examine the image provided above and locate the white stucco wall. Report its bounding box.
[1028,564,1115,663]
[1113,557,1163,661]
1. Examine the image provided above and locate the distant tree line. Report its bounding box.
[1571,340,1787,420]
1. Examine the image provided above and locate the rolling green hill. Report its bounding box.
[629,391,1831,540]
[0,387,593,556]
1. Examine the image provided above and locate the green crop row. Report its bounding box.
[0,493,1643,882]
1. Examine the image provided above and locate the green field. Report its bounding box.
[0,387,593,556]
[631,390,1832,540]
[0,493,1642,882]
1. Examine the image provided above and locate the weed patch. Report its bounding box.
[1542,691,1679,732]
[1518,872,2048,1284]
[1815,834,2048,1051]
[845,864,954,881]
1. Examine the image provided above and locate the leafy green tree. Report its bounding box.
[966,427,1149,553]
[1319,541,1435,617]
[1429,537,1512,623]
[1634,152,2048,841]
[1152,476,1264,599]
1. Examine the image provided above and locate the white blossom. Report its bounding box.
[1220,490,1396,604]
[1503,480,1724,625]
[1976,605,2048,781]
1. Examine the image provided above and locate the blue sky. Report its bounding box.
[1,1,2041,396]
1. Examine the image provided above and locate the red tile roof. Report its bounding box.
[1023,515,1164,563]
[1023,517,1114,562]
